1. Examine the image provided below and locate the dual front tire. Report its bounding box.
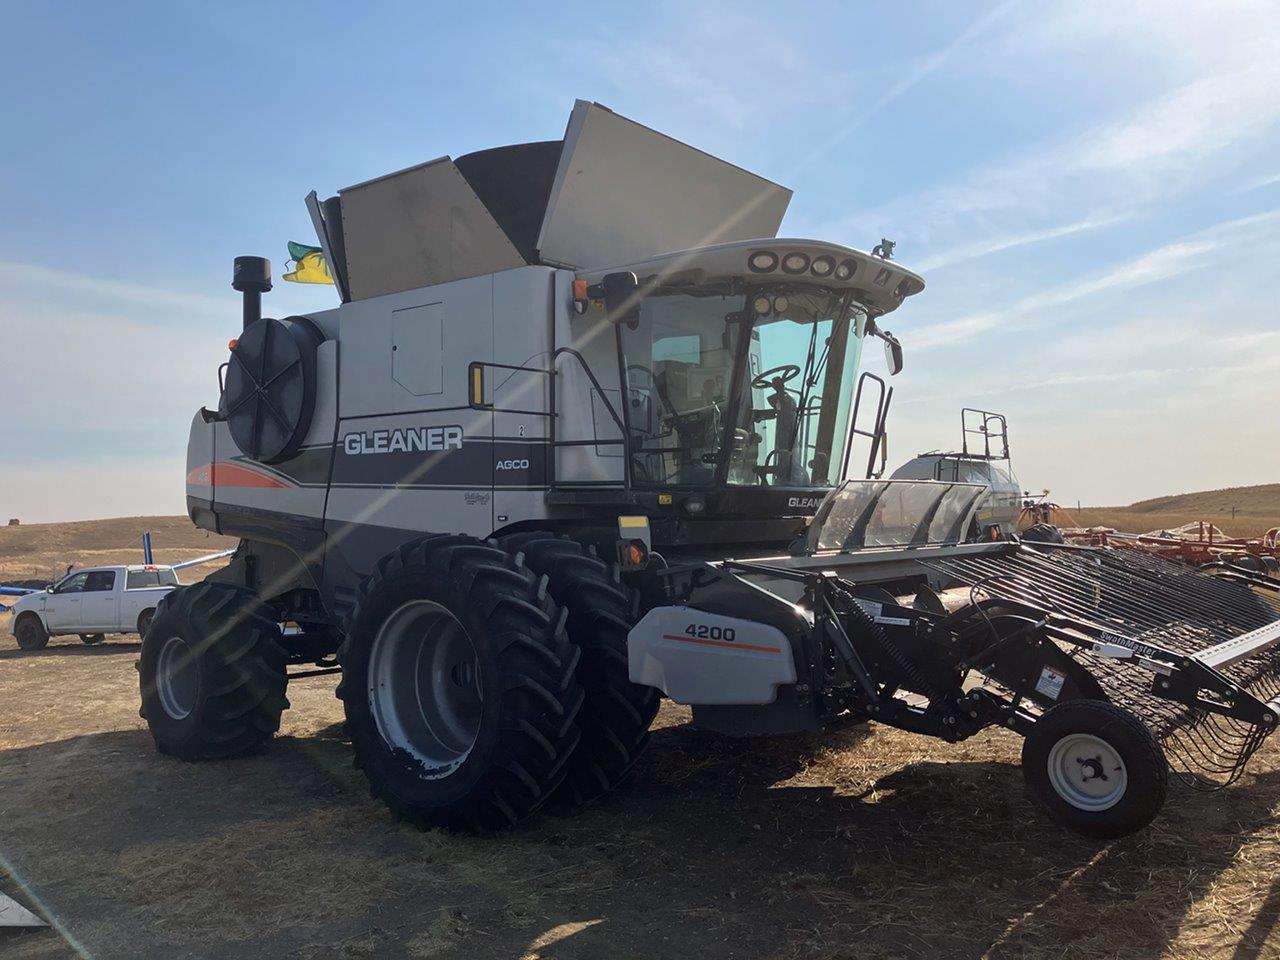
[338,533,659,829]
[338,535,586,830]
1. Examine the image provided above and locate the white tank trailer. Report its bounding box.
[140,101,1280,838]
[890,408,1023,539]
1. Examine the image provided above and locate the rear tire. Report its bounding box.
[1022,699,1167,839]
[80,633,105,645]
[139,582,289,760]
[502,533,660,807]
[137,608,155,639]
[338,535,584,831]
[15,615,48,651]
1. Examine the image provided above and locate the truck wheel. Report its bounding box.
[338,535,583,831]
[139,582,289,760]
[137,608,155,639]
[80,633,105,645]
[15,615,49,651]
[502,533,660,806]
[1022,699,1168,839]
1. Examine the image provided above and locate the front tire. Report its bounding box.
[15,615,49,651]
[1022,699,1167,839]
[338,535,584,831]
[139,582,289,760]
[502,533,660,807]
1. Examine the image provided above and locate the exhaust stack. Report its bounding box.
[232,256,271,330]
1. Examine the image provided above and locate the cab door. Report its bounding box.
[45,572,89,630]
[81,570,119,630]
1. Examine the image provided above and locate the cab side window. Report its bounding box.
[54,572,90,594]
[84,571,117,592]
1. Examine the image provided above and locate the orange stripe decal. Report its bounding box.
[661,634,782,655]
[186,461,291,489]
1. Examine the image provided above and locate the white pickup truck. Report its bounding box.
[9,565,180,650]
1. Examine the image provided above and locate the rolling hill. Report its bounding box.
[1072,484,1280,538]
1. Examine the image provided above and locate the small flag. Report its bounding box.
[282,241,334,285]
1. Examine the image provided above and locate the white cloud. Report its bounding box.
[913,214,1127,272]
[908,208,1280,350]
[822,2,1280,269]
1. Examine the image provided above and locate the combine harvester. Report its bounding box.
[139,101,1280,839]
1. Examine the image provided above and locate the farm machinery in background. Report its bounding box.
[134,100,1280,840]
[1064,522,1280,574]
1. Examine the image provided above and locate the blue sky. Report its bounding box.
[2,0,1278,521]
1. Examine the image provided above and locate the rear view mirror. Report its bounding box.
[593,271,641,325]
[883,334,904,376]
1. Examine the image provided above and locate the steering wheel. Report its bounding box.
[751,364,801,389]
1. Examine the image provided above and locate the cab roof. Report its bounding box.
[577,238,926,316]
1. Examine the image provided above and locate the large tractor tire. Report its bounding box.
[139,582,289,760]
[1022,699,1168,839]
[14,614,49,651]
[338,535,584,831]
[502,533,661,807]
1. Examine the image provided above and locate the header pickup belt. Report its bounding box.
[925,544,1280,788]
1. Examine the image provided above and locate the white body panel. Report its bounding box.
[628,607,797,705]
[9,566,176,637]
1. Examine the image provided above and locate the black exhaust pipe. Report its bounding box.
[232,256,272,330]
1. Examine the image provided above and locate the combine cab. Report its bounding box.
[139,101,1280,838]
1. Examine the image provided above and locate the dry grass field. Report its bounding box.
[1071,484,1280,539]
[3,514,1280,959]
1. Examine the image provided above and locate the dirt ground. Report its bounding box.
[4,517,1280,958]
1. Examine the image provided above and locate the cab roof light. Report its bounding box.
[810,255,835,278]
[781,252,810,275]
[834,259,856,281]
[748,250,778,273]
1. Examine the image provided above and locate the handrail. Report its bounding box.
[841,371,892,480]
[548,347,630,491]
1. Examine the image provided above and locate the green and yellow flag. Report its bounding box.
[282,241,334,285]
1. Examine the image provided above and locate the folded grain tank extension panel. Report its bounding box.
[337,157,530,300]
[534,99,792,270]
[316,100,794,301]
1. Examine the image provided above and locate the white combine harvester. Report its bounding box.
[137,101,1280,839]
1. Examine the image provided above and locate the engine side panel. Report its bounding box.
[628,606,797,705]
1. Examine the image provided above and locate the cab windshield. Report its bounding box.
[619,284,867,488]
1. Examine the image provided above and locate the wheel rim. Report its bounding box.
[1047,732,1128,811]
[156,635,199,720]
[367,600,483,778]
